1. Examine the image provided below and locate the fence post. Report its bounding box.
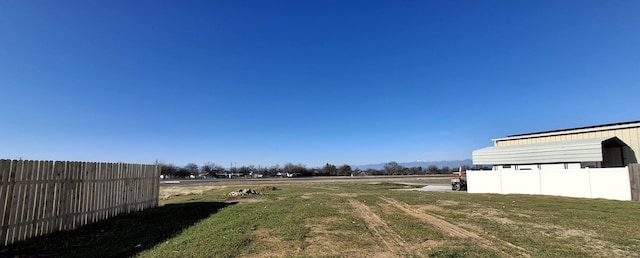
[0,159,15,246]
[629,164,640,201]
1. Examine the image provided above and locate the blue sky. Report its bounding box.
[1,0,639,168]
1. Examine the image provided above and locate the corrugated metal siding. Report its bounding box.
[474,137,612,165]
[494,125,640,164]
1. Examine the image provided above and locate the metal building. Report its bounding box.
[473,121,640,169]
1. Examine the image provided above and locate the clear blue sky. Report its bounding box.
[1,0,639,168]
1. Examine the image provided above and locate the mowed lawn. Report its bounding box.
[3,179,640,257]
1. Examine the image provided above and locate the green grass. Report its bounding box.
[0,202,233,257]
[424,243,503,258]
[3,182,640,257]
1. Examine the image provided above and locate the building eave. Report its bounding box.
[474,137,619,165]
[492,121,640,143]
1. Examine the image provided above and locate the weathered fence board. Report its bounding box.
[0,160,10,244]
[630,164,640,201]
[0,160,159,246]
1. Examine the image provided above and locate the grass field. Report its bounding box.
[3,178,640,257]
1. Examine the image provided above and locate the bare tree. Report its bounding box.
[282,163,307,176]
[267,165,281,177]
[159,163,178,178]
[365,168,379,176]
[337,164,352,176]
[185,163,199,175]
[323,163,337,176]
[384,161,403,175]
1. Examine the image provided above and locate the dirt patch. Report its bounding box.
[160,185,221,200]
[334,193,360,198]
[415,204,447,213]
[301,193,315,199]
[464,206,630,257]
[466,207,630,257]
[456,222,490,235]
[560,229,592,238]
[467,207,517,225]
[161,184,279,200]
[531,224,632,257]
[435,200,460,206]
[382,197,529,257]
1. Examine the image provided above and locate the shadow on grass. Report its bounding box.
[1,202,235,257]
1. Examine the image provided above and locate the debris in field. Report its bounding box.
[227,189,262,197]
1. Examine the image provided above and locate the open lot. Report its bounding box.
[3,176,640,257]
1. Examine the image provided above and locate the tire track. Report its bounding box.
[382,197,529,257]
[347,199,408,254]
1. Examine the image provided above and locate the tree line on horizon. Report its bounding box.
[159,161,487,179]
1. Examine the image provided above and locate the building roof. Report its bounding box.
[473,137,623,165]
[493,120,640,142]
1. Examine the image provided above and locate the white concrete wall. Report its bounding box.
[502,170,541,195]
[539,169,592,198]
[467,167,631,201]
[589,168,632,200]
[466,171,502,193]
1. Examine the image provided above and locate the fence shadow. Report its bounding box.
[0,201,235,257]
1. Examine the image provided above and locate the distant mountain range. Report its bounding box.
[354,159,473,170]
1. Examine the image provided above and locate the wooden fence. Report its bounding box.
[0,159,160,246]
[630,164,640,201]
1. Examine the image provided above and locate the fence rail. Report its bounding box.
[0,159,160,246]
